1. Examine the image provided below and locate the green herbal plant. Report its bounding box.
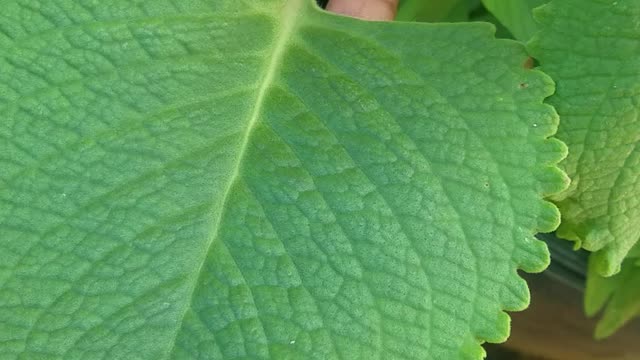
[0,0,638,359]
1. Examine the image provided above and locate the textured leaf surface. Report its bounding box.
[482,0,547,41]
[0,0,566,359]
[585,246,640,338]
[528,0,640,276]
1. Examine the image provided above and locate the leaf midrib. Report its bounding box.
[163,0,304,357]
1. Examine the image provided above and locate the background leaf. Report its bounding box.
[468,6,515,40]
[528,0,640,277]
[585,247,640,338]
[0,0,566,358]
[395,0,480,22]
[481,0,548,41]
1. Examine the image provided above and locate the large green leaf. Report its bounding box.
[0,0,566,358]
[528,0,640,276]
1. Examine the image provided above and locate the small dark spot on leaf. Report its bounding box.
[519,83,528,89]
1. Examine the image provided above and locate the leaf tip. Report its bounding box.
[592,250,623,277]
